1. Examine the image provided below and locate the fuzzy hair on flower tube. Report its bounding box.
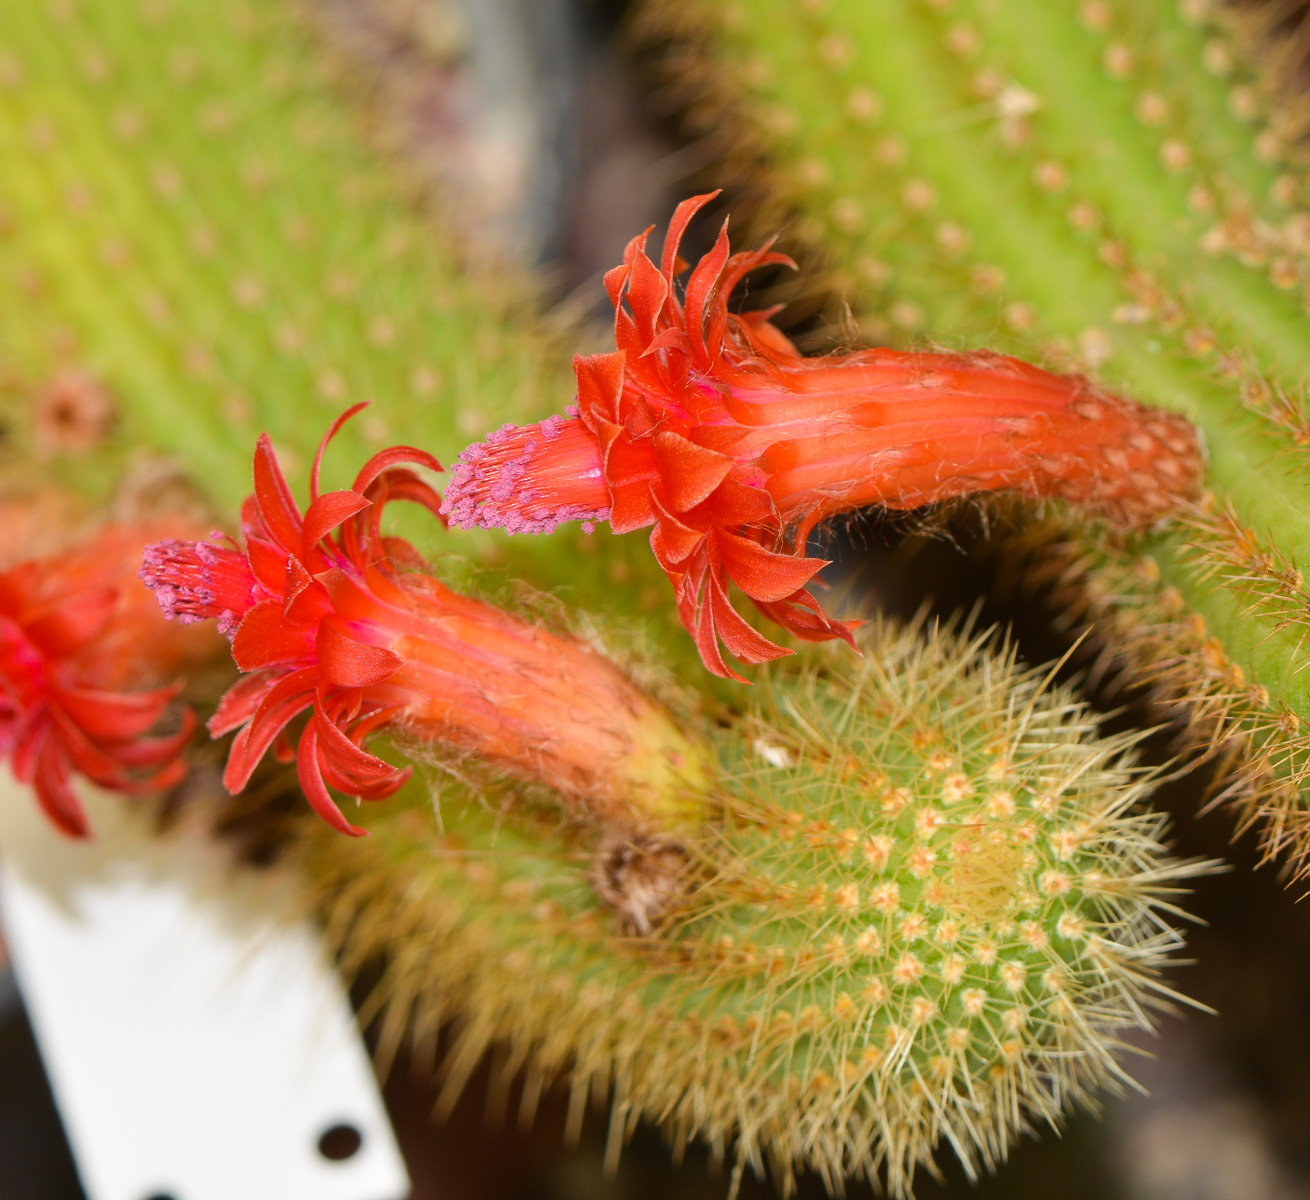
[140,405,711,866]
[442,193,1204,681]
[0,521,222,837]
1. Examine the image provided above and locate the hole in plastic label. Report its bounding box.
[317,1123,364,1162]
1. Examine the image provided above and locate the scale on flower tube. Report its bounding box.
[0,783,409,1200]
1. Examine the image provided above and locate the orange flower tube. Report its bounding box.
[442,193,1203,680]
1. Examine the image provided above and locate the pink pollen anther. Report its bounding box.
[441,417,611,535]
[140,538,261,637]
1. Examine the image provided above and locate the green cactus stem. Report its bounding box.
[302,618,1208,1197]
[0,6,1219,1190]
[0,0,708,674]
[632,0,1310,867]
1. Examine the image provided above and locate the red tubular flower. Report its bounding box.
[141,405,710,837]
[0,522,220,837]
[442,193,1204,681]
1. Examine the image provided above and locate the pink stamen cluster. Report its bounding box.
[140,536,259,636]
[442,408,611,535]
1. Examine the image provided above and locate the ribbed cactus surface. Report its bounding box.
[0,0,702,666]
[0,3,1220,1195]
[636,0,1310,862]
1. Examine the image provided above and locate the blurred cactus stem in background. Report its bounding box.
[0,0,702,670]
[631,0,1310,871]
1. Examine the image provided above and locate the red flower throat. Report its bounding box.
[142,406,708,836]
[441,193,1203,681]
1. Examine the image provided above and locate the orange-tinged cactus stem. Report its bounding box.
[444,195,1204,681]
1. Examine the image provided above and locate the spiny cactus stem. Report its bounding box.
[675,2,1310,436]
[300,620,1213,1197]
[634,0,1310,834]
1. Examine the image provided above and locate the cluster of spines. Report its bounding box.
[1010,521,1310,874]
[633,0,1310,860]
[301,621,1207,1197]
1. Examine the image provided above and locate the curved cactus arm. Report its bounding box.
[634,0,1310,857]
[301,618,1212,1198]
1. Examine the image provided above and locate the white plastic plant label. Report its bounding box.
[0,784,410,1200]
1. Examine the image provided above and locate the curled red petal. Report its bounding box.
[660,191,721,283]
[353,445,443,497]
[573,352,627,431]
[110,708,197,770]
[286,581,332,629]
[625,249,671,345]
[10,711,48,784]
[693,576,748,684]
[649,507,706,570]
[708,476,776,526]
[717,245,795,306]
[302,490,370,559]
[22,586,117,659]
[273,729,296,763]
[297,724,367,836]
[603,261,632,309]
[668,551,707,637]
[33,739,88,839]
[222,668,317,794]
[641,326,691,358]
[650,432,734,513]
[312,710,409,799]
[607,485,658,536]
[251,435,303,554]
[54,683,178,743]
[130,755,188,794]
[245,536,290,594]
[208,670,278,737]
[284,555,312,609]
[684,221,732,362]
[754,589,862,648]
[316,617,402,688]
[705,571,794,665]
[231,599,313,672]
[368,470,446,526]
[311,402,370,500]
[716,533,827,604]
[45,705,138,791]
